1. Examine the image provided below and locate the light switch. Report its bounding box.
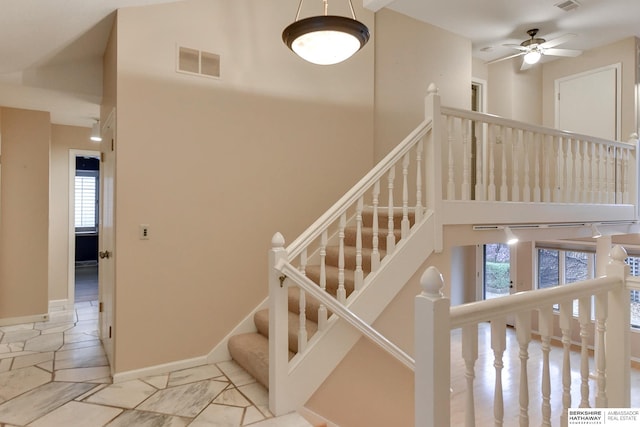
[139,224,150,240]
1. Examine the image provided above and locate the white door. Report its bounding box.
[99,110,116,371]
[555,64,620,140]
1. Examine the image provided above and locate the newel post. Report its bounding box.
[268,232,291,415]
[415,266,450,427]
[604,245,631,407]
[425,83,444,252]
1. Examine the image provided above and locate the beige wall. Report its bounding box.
[542,36,638,140]
[0,108,50,320]
[374,9,471,161]
[49,125,97,303]
[111,0,374,373]
[488,58,543,124]
[306,11,472,426]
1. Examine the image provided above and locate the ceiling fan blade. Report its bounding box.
[540,33,576,49]
[486,51,525,65]
[503,43,529,51]
[520,59,534,71]
[544,48,582,57]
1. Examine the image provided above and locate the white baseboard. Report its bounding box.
[112,355,209,383]
[0,312,49,327]
[49,299,72,313]
[299,406,340,427]
[207,296,268,364]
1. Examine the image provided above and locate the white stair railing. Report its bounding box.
[267,83,639,418]
[415,245,632,427]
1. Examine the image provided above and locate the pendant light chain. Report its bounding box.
[294,0,357,22]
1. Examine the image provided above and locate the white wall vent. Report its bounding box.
[555,0,580,12]
[177,46,220,79]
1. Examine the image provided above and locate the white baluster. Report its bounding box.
[516,311,531,427]
[500,127,508,201]
[560,301,572,427]
[462,324,478,427]
[337,213,346,304]
[523,131,531,202]
[447,116,456,200]
[402,153,410,238]
[371,181,381,272]
[318,231,328,330]
[543,135,551,202]
[491,318,506,426]
[415,140,424,221]
[579,296,591,407]
[533,133,541,202]
[582,140,589,203]
[587,141,594,203]
[512,128,521,202]
[488,124,496,201]
[575,139,584,202]
[555,136,564,202]
[462,119,471,200]
[592,143,600,203]
[298,285,307,353]
[623,146,630,203]
[565,138,574,202]
[595,292,608,407]
[539,306,553,426]
[387,166,396,253]
[615,147,622,203]
[355,197,364,292]
[475,120,485,201]
[607,145,615,203]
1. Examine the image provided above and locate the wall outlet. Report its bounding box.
[139,224,150,240]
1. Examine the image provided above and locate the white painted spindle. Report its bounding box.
[560,301,572,427]
[475,120,484,201]
[402,153,410,238]
[543,135,551,202]
[523,131,531,202]
[415,140,424,221]
[500,127,508,201]
[318,231,328,330]
[447,116,455,200]
[595,291,608,407]
[371,181,380,272]
[555,136,564,202]
[462,324,478,427]
[565,138,574,202]
[512,128,521,202]
[578,296,591,407]
[488,125,496,201]
[354,198,364,292]
[533,133,541,202]
[337,213,346,304]
[387,166,396,253]
[462,119,471,200]
[539,306,553,426]
[516,311,531,427]
[491,318,506,426]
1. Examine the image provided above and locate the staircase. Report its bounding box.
[228,209,413,389]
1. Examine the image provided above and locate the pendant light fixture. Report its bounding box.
[282,0,370,65]
[90,120,102,142]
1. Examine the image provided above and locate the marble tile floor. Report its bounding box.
[0,301,312,427]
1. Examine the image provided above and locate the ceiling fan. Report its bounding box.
[487,28,583,70]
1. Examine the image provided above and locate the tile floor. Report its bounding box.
[0,302,312,427]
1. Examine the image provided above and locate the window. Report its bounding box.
[75,170,98,233]
[536,248,595,316]
[624,256,640,329]
[483,243,510,300]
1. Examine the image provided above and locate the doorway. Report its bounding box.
[68,150,101,304]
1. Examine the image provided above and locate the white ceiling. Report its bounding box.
[1,0,638,127]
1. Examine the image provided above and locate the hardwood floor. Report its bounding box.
[449,322,640,426]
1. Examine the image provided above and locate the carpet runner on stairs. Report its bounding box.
[227,209,414,390]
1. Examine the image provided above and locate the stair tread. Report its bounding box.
[254,309,318,354]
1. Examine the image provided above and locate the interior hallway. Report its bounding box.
[0,301,313,426]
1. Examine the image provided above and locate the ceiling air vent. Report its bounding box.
[555,0,580,12]
[177,46,220,79]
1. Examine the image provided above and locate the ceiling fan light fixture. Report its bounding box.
[90,120,102,142]
[524,50,542,64]
[282,0,369,65]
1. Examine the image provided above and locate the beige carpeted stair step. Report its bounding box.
[227,333,271,389]
[288,286,333,323]
[344,225,401,251]
[254,309,318,354]
[305,264,356,297]
[361,209,416,228]
[325,245,386,272]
